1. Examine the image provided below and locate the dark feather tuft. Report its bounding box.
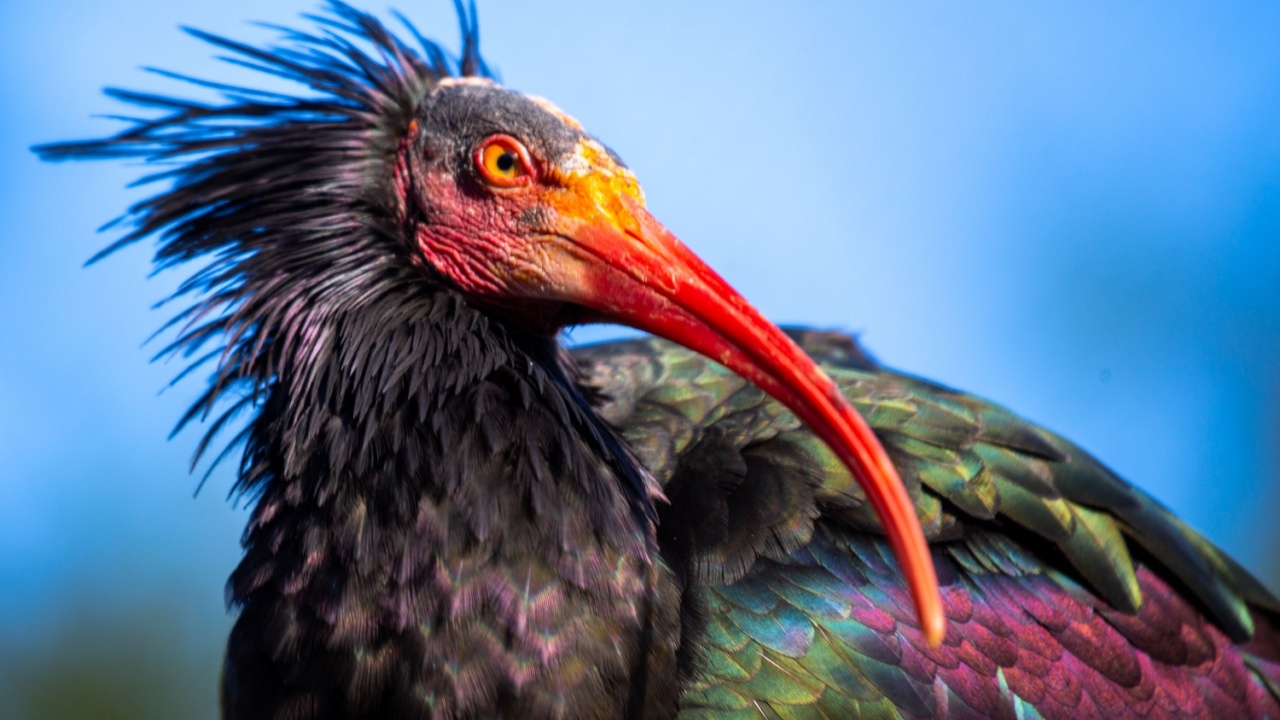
[33,1,493,488]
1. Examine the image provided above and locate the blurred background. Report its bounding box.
[3,1,1279,717]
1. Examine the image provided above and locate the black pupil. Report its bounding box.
[495,152,517,174]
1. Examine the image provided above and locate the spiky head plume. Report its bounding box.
[37,1,493,488]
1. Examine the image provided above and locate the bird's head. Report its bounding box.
[400,77,654,334]
[36,3,944,645]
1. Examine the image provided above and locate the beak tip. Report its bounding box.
[922,611,947,647]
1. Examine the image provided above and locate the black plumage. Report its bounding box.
[44,6,673,716]
[36,3,1280,719]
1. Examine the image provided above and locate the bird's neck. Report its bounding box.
[221,289,663,713]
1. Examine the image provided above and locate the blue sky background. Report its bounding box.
[3,1,1280,714]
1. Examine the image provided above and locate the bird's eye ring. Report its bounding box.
[475,135,534,187]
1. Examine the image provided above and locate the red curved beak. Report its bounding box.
[557,191,944,646]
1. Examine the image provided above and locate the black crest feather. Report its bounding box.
[35,1,492,492]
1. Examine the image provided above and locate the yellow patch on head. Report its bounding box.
[538,137,649,247]
[561,139,645,205]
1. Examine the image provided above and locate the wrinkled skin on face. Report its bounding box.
[404,80,639,334]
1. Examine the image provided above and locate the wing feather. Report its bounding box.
[573,329,1280,717]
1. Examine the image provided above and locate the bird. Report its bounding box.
[35,2,1280,718]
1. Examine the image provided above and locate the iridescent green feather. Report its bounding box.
[576,330,1272,637]
[573,329,1279,717]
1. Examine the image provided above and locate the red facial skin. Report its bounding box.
[412,130,947,646]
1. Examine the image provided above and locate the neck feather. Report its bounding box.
[235,286,654,578]
[219,287,667,716]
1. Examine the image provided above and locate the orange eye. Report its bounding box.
[475,135,532,187]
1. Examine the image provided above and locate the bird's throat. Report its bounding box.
[220,290,668,716]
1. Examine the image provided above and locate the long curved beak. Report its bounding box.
[528,154,945,646]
